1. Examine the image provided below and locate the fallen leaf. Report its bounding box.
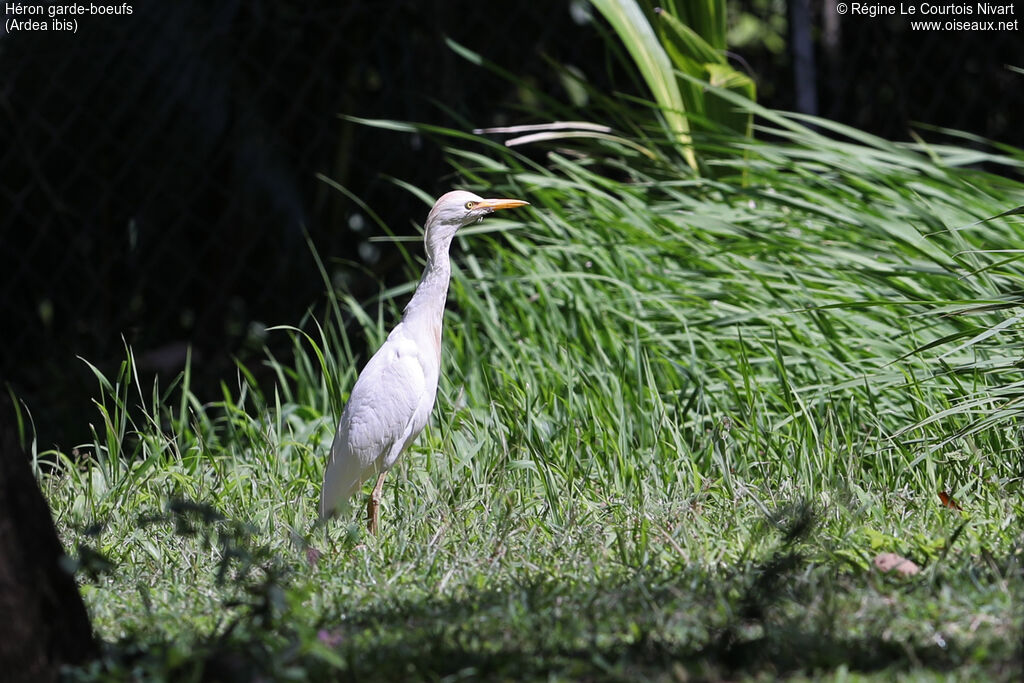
[874,552,920,576]
[938,491,962,511]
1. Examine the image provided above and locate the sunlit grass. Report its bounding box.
[41,104,1024,679]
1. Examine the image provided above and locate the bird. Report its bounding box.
[320,190,529,533]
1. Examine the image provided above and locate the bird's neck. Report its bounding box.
[402,250,452,326]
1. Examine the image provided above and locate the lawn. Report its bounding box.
[34,103,1024,680]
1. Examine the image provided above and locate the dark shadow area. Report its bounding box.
[65,499,1021,680]
[0,428,96,682]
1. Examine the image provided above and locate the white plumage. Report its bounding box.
[320,190,528,532]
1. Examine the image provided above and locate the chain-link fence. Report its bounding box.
[2,0,1021,447]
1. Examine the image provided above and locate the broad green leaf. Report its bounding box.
[590,0,697,169]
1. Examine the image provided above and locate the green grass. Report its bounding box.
[34,103,1024,680]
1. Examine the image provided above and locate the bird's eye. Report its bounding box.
[464,201,476,210]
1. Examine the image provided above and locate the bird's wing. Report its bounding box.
[319,328,429,517]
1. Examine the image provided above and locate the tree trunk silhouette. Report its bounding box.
[0,430,96,682]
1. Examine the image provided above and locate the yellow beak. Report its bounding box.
[474,198,530,211]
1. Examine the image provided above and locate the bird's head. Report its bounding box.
[424,190,528,254]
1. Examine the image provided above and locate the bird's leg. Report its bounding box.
[367,470,388,535]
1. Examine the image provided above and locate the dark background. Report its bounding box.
[2,0,1022,450]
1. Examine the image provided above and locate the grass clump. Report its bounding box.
[33,100,1024,679]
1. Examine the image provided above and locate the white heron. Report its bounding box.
[320,190,529,533]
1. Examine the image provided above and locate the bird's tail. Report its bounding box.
[319,443,367,521]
